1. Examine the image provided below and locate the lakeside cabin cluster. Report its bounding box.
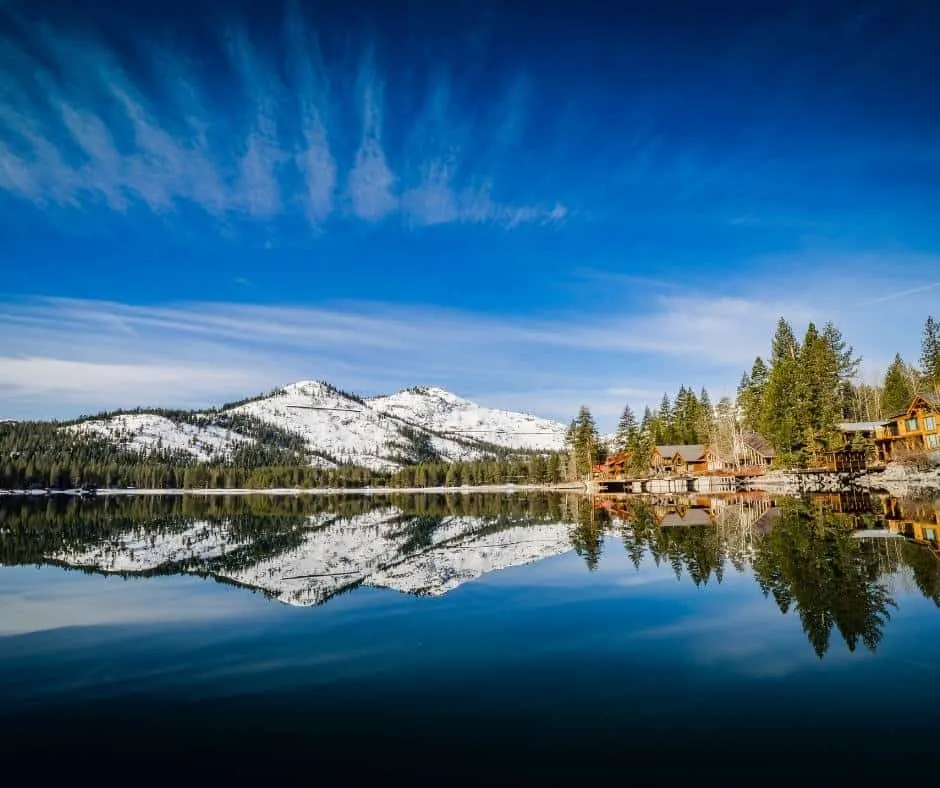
[593,393,940,483]
[592,431,776,482]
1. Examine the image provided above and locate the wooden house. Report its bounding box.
[735,432,775,467]
[592,451,630,479]
[651,444,708,476]
[873,393,940,464]
[705,432,775,473]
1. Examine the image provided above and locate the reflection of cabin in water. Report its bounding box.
[881,495,940,556]
[594,492,778,536]
[812,490,873,515]
[658,508,714,527]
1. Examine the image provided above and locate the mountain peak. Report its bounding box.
[402,385,467,403]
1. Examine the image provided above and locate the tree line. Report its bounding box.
[565,314,940,471]
[0,417,572,490]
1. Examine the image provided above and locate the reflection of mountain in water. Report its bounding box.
[52,508,574,606]
[3,490,939,657]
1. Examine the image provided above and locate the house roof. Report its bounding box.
[740,432,775,458]
[655,444,706,462]
[920,392,940,409]
[888,392,940,419]
[838,421,888,432]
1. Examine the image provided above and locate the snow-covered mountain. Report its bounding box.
[63,380,568,470]
[52,508,575,605]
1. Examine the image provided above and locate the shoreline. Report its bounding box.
[0,482,589,497]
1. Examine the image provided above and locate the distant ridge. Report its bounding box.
[63,380,568,470]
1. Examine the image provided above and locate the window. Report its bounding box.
[906,417,919,432]
[926,416,937,431]
[928,433,939,449]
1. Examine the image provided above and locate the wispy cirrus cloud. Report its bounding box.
[0,5,566,231]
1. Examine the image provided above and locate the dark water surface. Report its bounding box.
[2,491,940,779]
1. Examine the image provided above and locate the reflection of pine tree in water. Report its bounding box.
[569,498,604,571]
[752,499,897,657]
[391,515,444,555]
[901,542,940,605]
[615,497,724,585]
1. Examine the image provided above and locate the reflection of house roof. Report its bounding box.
[838,421,888,432]
[740,432,775,458]
[753,507,781,534]
[655,444,706,462]
[659,509,714,526]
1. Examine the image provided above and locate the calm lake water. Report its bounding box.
[2,490,939,779]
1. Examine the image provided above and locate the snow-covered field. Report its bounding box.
[57,379,569,470]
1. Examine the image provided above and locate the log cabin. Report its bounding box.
[651,444,708,475]
[873,393,940,464]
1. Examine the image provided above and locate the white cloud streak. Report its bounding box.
[0,291,826,423]
[0,13,565,230]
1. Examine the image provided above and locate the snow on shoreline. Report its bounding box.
[0,482,588,497]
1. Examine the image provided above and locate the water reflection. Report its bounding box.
[1,490,938,656]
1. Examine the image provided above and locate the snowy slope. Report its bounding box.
[50,508,575,606]
[369,386,567,452]
[52,519,235,572]
[67,413,252,462]
[59,380,569,470]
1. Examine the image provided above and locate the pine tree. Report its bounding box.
[697,387,713,443]
[882,353,914,415]
[822,321,860,418]
[613,405,638,453]
[655,393,672,444]
[762,318,802,461]
[566,405,600,478]
[737,357,768,432]
[799,322,842,457]
[922,316,940,392]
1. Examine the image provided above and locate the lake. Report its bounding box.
[2,490,939,779]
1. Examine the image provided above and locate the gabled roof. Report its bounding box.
[889,392,940,420]
[655,444,707,462]
[739,432,775,458]
[919,392,940,410]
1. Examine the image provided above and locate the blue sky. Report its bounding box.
[1,0,939,429]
